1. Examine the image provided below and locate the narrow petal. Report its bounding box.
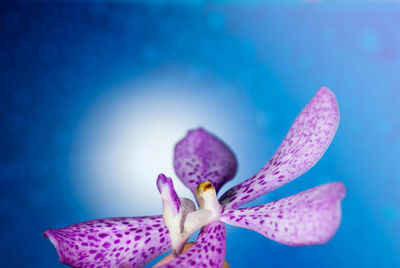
[220,182,346,246]
[157,174,197,255]
[220,87,340,208]
[174,128,238,194]
[45,216,171,268]
[157,221,227,268]
[157,174,181,216]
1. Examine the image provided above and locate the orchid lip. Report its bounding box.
[158,178,221,256]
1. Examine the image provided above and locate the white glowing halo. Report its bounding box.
[71,71,257,217]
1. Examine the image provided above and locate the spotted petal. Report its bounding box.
[220,182,345,246]
[157,173,181,216]
[174,128,238,194]
[157,173,196,255]
[157,220,227,268]
[220,87,340,208]
[45,216,170,268]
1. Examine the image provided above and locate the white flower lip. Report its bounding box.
[161,181,222,256]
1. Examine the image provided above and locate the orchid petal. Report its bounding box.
[220,182,345,246]
[157,174,181,216]
[45,216,170,268]
[157,221,227,268]
[220,87,340,208]
[174,128,238,194]
[157,173,197,256]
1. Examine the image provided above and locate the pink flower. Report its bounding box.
[45,87,345,267]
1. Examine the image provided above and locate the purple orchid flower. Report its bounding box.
[45,87,345,268]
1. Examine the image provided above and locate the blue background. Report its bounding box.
[0,1,399,267]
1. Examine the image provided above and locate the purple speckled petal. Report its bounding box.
[45,216,171,268]
[220,182,345,246]
[174,128,238,194]
[220,87,340,208]
[157,221,226,268]
[157,173,181,216]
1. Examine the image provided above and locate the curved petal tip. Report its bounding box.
[221,182,346,246]
[174,127,237,194]
[44,230,64,263]
[220,87,340,208]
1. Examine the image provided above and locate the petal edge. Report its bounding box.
[174,128,238,195]
[221,182,346,246]
[45,216,171,268]
[220,87,340,208]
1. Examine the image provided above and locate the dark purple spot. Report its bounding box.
[94,253,103,260]
[99,233,109,238]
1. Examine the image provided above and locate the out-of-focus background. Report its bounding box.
[1,1,399,267]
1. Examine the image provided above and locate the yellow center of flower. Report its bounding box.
[195,181,214,196]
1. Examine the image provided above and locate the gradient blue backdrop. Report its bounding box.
[0,1,399,267]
